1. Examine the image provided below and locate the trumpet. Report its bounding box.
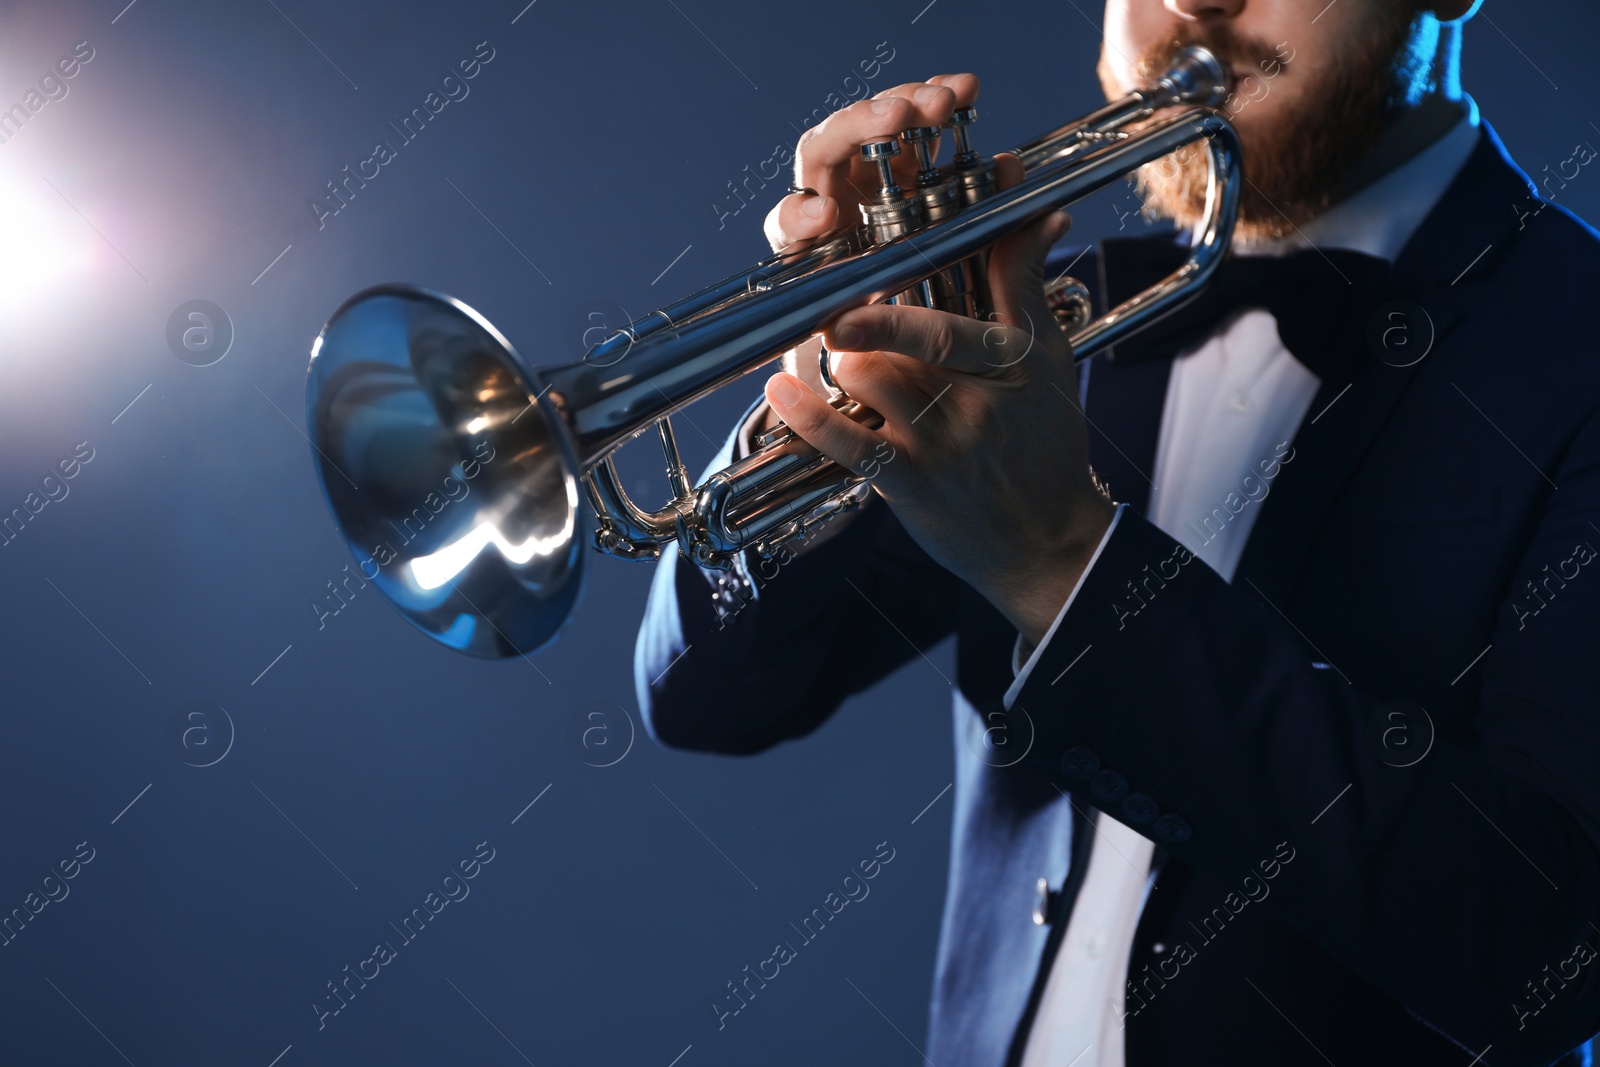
[304,47,1240,658]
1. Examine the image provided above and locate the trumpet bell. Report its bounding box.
[306,284,585,657]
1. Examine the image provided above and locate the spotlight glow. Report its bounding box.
[0,163,103,315]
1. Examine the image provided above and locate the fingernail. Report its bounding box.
[801,195,826,219]
[768,374,802,409]
[870,97,896,115]
[833,322,865,349]
[914,85,942,107]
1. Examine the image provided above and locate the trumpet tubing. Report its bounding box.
[304,47,1240,657]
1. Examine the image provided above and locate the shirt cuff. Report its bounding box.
[1003,502,1127,710]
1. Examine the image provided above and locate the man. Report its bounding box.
[636,0,1600,1062]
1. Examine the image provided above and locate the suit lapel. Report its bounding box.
[1230,120,1535,606]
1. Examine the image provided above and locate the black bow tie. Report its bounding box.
[1102,239,1391,387]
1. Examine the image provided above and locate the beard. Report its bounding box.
[1105,12,1422,243]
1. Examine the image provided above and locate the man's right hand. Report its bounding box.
[751,74,982,432]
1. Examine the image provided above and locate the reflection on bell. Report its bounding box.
[409,508,577,592]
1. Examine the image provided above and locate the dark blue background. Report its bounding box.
[0,1,1596,1063]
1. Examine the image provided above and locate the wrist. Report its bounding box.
[984,492,1115,649]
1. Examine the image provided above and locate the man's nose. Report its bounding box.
[1165,0,1245,19]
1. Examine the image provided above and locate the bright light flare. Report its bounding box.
[0,163,104,316]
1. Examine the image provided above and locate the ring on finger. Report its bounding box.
[817,342,844,395]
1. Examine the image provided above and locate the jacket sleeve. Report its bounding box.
[1006,409,1600,1061]
[634,399,960,754]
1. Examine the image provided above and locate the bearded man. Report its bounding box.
[636,0,1600,1063]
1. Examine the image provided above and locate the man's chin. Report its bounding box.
[1136,99,1357,242]
[1135,154,1317,245]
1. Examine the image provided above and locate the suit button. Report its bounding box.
[1153,813,1193,844]
[1032,877,1055,926]
[1121,792,1159,824]
[1060,746,1099,782]
[1091,769,1129,804]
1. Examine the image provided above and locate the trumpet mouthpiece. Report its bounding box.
[1152,46,1230,109]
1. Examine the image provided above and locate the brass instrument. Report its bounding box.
[303,47,1239,657]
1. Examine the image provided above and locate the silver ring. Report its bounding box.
[787,184,816,197]
[817,342,843,394]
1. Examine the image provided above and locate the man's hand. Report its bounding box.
[763,151,1115,649]
[756,74,983,427]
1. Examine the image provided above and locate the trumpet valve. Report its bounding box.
[901,126,963,221]
[861,138,904,198]
[947,107,980,166]
[901,126,943,185]
[859,139,923,241]
[943,107,998,206]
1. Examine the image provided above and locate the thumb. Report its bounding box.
[985,152,1073,349]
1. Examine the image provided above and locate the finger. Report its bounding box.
[995,151,1023,191]
[764,372,895,483]
[926,72,980,110]
[910,74,981,172]
[825,348,932,427]
[763,190,840,254]
[986,153,1074,335]
[793,94,916,203]
[795,83,958,198]
[863,81,961,187]
[826,302,1027,377]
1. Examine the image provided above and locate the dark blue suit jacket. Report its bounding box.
[635,120,1600,1066]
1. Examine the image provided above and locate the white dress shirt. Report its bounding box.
[1013,99,1482,1067]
